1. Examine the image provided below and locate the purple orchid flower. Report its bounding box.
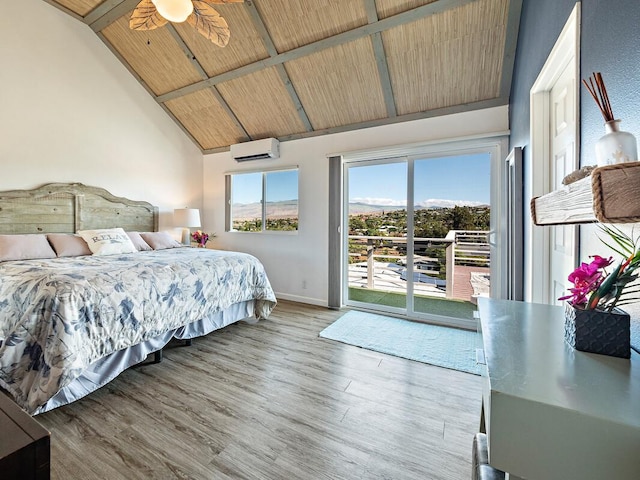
[559,255,612,307]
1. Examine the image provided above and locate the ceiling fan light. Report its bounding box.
[151,0,193,23]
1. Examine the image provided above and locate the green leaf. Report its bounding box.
[589,262,623,309]
[592,225,640,310]
[599,224,636,255]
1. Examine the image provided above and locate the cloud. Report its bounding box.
[416,198,486,208]
[351,197,407,206]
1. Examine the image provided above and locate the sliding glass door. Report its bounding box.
[411,154,491,322]
[343,150,492,328]
[346,159,408,310]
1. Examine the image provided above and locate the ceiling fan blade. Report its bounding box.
[202,0,245,4]
[130,0,168,31]
[188,2,231,47]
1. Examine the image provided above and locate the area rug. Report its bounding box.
[319,310,482,375]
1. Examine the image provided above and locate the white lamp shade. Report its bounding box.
[174,208,201,228]
[152,0,193,23]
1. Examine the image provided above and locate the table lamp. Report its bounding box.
[174,208,201,245]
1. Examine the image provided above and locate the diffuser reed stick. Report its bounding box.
[582,72,615,122]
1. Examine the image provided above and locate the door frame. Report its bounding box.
[341,137,508,330]
[527,2,581,303]
[505,147,524,301]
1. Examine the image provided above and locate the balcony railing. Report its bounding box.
[348,230,490,302]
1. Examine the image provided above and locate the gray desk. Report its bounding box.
[478,298,640,480]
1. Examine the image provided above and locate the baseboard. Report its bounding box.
[275,292,328,307]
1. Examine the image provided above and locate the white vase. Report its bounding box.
[595,120,637,166]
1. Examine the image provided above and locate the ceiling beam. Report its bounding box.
[156,0,480,103]
[499,0,523,100]
[84,0,129,25]
[90,0,140,32]
[363,0,397,118]
[245,2,314,132]
[276,97,508,142]
[202,96,509,154]
[166,25,208,78]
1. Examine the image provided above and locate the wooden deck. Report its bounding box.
[452,265,490,303]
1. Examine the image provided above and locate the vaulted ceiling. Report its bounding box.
[44,0,521,153]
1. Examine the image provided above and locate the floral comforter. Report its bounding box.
[0,248,276,413]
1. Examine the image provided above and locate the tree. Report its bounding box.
[349,216,366,233]
[450,206,475,230]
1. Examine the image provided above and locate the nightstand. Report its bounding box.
[0,393,50,479]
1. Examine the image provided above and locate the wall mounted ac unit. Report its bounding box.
[230,138,280,161]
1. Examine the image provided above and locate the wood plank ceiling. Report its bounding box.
[43,0,522,153]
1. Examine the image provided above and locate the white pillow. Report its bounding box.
[77,228,137,256]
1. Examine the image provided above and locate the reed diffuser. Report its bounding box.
[583,72,637,166]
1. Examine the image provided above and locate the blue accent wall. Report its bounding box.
[510,0,640,164]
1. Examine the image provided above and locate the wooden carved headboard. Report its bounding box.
[0,183,159,234]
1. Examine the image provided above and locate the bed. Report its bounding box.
[0,183,276,415]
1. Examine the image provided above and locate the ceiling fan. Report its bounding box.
[130,0,244,47]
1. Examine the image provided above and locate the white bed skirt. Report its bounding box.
[37,300,255,414]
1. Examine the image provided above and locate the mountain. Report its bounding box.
[348,202,407,215]
[348,199,488,215]
[232,200,298,220]
[416,199,489,209]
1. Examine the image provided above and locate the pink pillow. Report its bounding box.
[47,234,92,257]
[140,232,182,250]
[0,234,57,262]
[127,232,152,251]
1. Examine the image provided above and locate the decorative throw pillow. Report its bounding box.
[0,234,57,262]
[127,231,152,251]
[140,232,182,250]
[47,234,92,257]
[77,228,137,256]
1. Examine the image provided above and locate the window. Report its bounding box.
[227,168,299,232]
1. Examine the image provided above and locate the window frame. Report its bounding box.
[334,135,509,317]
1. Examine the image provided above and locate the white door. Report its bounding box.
[548,61,578,304]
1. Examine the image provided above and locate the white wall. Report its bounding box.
[204,106,509,305]
[0,0,203,229]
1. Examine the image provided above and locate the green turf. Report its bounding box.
[348,287,476,320]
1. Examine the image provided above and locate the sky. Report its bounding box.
[349,153,491,206]
[232,170,299,204]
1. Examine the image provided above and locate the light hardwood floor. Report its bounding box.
[37,301,483,480]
